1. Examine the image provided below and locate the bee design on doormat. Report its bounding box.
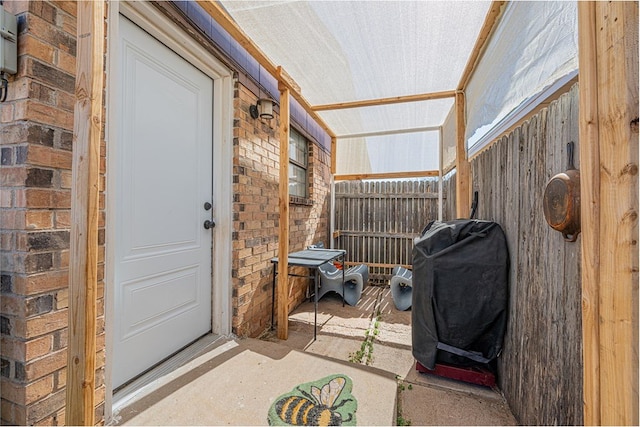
[274,376,353,426]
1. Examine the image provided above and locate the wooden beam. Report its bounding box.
[442,162,456,176]
[343,261,411,270]
[334,170,439,182]
[329,176,336,249]
[451,0,503,220]
[577,3,601,424]
[438,127,444,221]
[196,1,336,138]
[276,65,301,95]
[595,2,638,424]
[457,1,505,91]
[66,1,104,425]
[455,91,471,218]
[336,126,441,140]
[579,2,639,425]
[277,83,291,340]
[336,231,422,239]
[312,90,456,112]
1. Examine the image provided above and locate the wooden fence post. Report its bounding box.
[66,1,104,425]
[455,91,471,218]
[578,1,639,424]
[277,83,290,340]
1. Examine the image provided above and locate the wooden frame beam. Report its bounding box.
[336,126,441,140]
[455,91,470,218]
[66,1,104,425]
[438,127,444,221]
[457,1,505,91]
[335,170,438,182]
[343,261,412,270]
[196,0,333,341]
[276,83,291,340]
[577,3,600,424]
[312,90,456,112]
[453,1,503,219]
[196,1,336,138]
[578,2,639,425]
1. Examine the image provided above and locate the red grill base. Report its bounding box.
[416,361,496,388]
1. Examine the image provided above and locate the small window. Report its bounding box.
[289,128,308,198]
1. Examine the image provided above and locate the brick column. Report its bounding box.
[0,2,105,425]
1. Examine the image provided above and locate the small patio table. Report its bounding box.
[271,248,346,340]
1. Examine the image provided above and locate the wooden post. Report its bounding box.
[438,127,443,221]
[331,137,337,175]
[577,3,601,425]
[277,83,291,340]
[452,1,503,221]
[330,176,336,249]
[593,2,638,424]
[66,1,104,425]
[455,91,471,218]
[330,137,336,249]
[457,1,505,92]
[578,1,639,425]
[197,1,335,139]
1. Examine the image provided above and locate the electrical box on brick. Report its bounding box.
[0,6,18,75]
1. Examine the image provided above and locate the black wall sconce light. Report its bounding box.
[250,98,276,120]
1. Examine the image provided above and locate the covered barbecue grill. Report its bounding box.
[412,219,509,371]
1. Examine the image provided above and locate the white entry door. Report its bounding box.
[113,16,214,388]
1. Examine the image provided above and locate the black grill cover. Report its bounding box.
[412,219,509,370]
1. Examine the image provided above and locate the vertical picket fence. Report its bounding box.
[333,179,442,284]
[445,84,582,425]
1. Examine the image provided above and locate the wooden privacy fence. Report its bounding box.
[458,84,582,425]
[333,179,442,284]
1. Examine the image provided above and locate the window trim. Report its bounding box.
[289,127,311,203]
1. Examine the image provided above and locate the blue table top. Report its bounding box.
[271,248,346,268]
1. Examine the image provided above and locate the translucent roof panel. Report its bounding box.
[221,0,492,136]
[466,1,578,151]
[320,98,454,138]
[337,131,439,176]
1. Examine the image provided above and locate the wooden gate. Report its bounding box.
[333,179,442,284]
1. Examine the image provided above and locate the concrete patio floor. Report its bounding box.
[262,285,517,426]
[113,285,517,426]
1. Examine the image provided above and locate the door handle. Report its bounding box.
[204,220,216,230]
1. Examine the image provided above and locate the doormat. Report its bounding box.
[268,374,357,426]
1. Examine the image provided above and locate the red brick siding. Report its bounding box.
[0,1,105,425]
[232,81,331,337]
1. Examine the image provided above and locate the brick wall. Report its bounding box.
[0,1,106,425]
[232,80,331,338]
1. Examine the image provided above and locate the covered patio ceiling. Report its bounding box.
[220,1,490,135]
[215,0,501,177]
